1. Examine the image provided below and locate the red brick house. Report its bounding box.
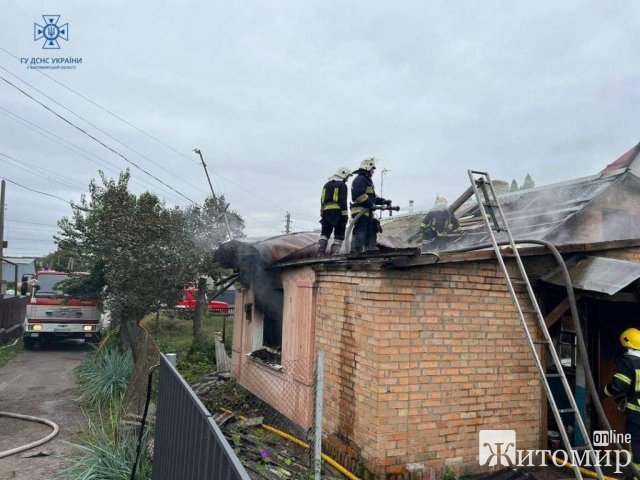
[215,143,640,478]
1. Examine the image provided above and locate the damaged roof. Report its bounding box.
[214,232,319,269]
[380,170,640,252]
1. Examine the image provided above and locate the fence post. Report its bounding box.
[314,350,324,480]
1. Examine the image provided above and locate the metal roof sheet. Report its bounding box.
[541,255,640,295]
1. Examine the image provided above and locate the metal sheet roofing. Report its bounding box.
[541,255,640,295]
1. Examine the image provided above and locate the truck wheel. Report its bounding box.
[23,337,37,350]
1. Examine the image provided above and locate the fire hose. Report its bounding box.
[0,411,59,459]
[343,204,400,254]
[438,238,639,479]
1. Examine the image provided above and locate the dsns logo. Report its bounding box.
[34,15,69,49]
[479,430,516,466]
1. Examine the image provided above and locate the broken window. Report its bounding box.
[249,283,284,367]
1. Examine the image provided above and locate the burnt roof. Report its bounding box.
[379,171,640,253]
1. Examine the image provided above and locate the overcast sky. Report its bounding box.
[1,1,639,258]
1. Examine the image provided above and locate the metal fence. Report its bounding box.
[152,353,251,480]
[0,296,26,343]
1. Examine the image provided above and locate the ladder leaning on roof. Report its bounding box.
[468,170,604,480]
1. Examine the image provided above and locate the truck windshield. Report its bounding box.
[35,274,70,297]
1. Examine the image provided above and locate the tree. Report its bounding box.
[510,179,519,192]
[184,194,245,342]
[521,173,535,190]
[55,171,198,352]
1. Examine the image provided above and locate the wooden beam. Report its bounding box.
[544,293,583,328]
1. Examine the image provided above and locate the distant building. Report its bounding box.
[1,257,36,285]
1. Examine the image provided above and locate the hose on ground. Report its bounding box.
[0,411,59,459]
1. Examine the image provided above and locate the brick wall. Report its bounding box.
[314,258,543,478]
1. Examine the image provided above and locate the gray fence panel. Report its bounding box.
[152,354,251,480]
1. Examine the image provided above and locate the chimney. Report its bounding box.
[493,180,509,195]
[409,200,414,214]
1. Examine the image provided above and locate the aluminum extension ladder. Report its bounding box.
[468,170,604,480]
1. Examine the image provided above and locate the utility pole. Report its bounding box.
[284,212,291,234]
[0,180,4,292]
[193,148,233,240]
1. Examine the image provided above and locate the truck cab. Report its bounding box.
[22,270,102,349]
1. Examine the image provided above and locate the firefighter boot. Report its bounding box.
[317,238,328,255]
[330,239,343,255]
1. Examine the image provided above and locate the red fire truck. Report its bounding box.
[22,270,102,349]
[176,287,230,314]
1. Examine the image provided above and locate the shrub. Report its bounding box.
[75,346,133,406]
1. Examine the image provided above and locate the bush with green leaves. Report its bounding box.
[60,399,151,480]
[74,346,133,406]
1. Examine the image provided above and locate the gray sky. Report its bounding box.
[1,1,639,258]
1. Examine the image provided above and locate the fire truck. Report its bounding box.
[22,270,102,350]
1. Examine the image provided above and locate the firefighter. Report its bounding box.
[419,196,460,244]
[318,166,352,255]
[350,157,392,253]
[604,328,640,472]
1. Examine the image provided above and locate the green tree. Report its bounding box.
[521,173,535,190]
[510,179,519,192]
[55,171,197,352]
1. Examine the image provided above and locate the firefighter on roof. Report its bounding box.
[318,166,352,255]
[419,196,460,244]
[350,157,392,253]
[604,328,640,471]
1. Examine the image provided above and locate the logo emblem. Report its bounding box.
[479,430,516,466]
[34,15,69,49]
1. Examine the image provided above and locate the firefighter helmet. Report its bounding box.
[435,196,448,207]
[359,157,377,171]
[330,166,352,181]
[620,328,640,350]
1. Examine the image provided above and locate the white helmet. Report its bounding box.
[359,157,377,170]
[330,166,352,181]
[434,195,448,209]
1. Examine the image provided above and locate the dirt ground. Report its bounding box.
[0,341,87,480]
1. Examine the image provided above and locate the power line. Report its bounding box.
[0,63,209,197]
[0,151,86,190]
[0,48,200,166]
[6,218,57,227]
[0,50,312,218]
[0,106,183,200]
[0,175,73,206]
[0,76,198,205]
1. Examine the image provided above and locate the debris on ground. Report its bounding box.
[192,375,343,479]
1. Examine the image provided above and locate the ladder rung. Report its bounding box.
[546,373,562,378]
[483,202,499,208]
[533,339,549,345]
[558,408,576,414]
[521,309,538,314]
[511,280,527,285]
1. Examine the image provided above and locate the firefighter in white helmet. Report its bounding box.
[350,157,392,253]
[604,328,640,472]
[318,166,352,255]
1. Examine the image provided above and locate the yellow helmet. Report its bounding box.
[620,328,640,350]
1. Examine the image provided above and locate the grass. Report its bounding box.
[140,310,233,384]
[74,345,134,407]
[0,339,24,369]
[60,398,152,480]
